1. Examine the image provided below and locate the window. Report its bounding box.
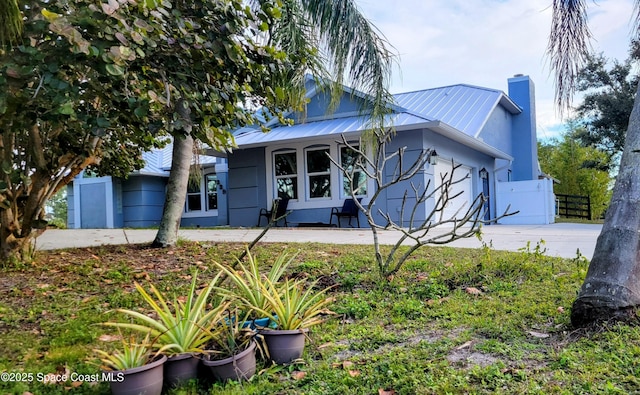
[340,146,367,196]
[206,174,217,210]
[185,180,202,212]
[274,151,298,199]
[306,147,331,199]
[184,172,218,213]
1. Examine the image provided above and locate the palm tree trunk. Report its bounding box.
[152,134,193,247]
[571,82,640,326]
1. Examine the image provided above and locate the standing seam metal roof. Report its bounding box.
[394,84,519,137]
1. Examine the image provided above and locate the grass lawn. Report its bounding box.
[0,240,638,394]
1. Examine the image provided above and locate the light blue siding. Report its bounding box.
[66,184,75,228]
[508,76,538,181]
[121,176,166,228]
[228,148,267,227]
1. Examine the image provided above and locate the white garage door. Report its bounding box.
[433,160,472,220]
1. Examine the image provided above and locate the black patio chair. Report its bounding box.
[329,198,362,228]
[257,197,290,227]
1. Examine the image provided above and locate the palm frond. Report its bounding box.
[547,0,592,114]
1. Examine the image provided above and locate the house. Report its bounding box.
[221,74,554,227]
[68,74,554,229]
[67,143,229,228]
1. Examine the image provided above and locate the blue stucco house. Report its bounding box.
[68,74,554,229]
[67,143,229,229]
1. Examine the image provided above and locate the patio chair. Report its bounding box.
[257,197,290,227]
[329,198,362,228]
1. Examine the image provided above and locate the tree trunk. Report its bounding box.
[571,82,640,327]
[152,134,193,247]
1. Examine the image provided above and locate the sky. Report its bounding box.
[355,0,636,141]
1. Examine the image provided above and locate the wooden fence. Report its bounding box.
[555,193,591,220]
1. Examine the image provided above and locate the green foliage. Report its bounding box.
[251,277,335,330]
[45,189,67,228]
[574,45,640,159]
[211,249,296,320]
[0,0,310,262]
[6,241,640,394]
[539,129,613,219]
[94,334,155,371]
[105,272,227,355]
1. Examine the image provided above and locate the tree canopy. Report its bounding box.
[573,44,639,160]
[0,0,312,262]
[538,129,612,220]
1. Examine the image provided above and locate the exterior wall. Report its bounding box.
[423,129,497,222]
[68,175,123,229]
[67,184,75,229]
[121,176,166,228]
[477,107,513,183]
[496,179,555,225]
[382,130,429,226]
[508,75,539,181]
[294,91,363,121]
[228,147,267,227]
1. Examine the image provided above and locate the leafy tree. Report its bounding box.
[45,189,67,229]
[538,129,612,220]
[152,0,396,246]
[548,0,640,326]
[0,0,300,262]
[573,46,639,160]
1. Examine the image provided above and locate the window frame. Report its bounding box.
[265,139,371,210]
[273,149,299,200]
[182,169,219,218]
[339,144,367,198]
[304,146,332,200]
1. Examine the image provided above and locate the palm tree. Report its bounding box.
[548,0,640,327]
[1,0,22,48]
[152,0,396,246]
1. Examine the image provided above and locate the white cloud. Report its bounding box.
[356,0,636,139]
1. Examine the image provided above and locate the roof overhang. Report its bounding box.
[217,115,513,161]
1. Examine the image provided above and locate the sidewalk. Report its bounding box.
[35,223,602,260]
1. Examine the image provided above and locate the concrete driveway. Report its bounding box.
[35,222,601,260]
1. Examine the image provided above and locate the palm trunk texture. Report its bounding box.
[571,82,640,326]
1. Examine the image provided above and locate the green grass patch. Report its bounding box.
[0,240,637,394]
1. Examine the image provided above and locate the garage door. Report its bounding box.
[433,160,472,220]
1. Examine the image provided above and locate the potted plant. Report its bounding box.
[200,310,258,382]
[212,249,296,328]
[105,271,228,388]
[95,335,166,395]
[249,277,335,364]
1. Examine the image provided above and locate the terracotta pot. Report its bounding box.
[163,353,199,389]
[108,354,166,395]
[258,328,308,364]
[201,340,257,382]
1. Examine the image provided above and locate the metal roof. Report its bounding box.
[229,82,519,161]
[394,84,521,137]
[134,142,219,177]
[233,112,432,147]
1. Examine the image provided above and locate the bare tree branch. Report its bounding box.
[331,132,517,280]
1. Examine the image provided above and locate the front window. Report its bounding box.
[185,180,201,212]
[340,146,367,196]
[274,151,298,199]
[306,147,331,199]
[184,173,218,213]
[206,174,217,210]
